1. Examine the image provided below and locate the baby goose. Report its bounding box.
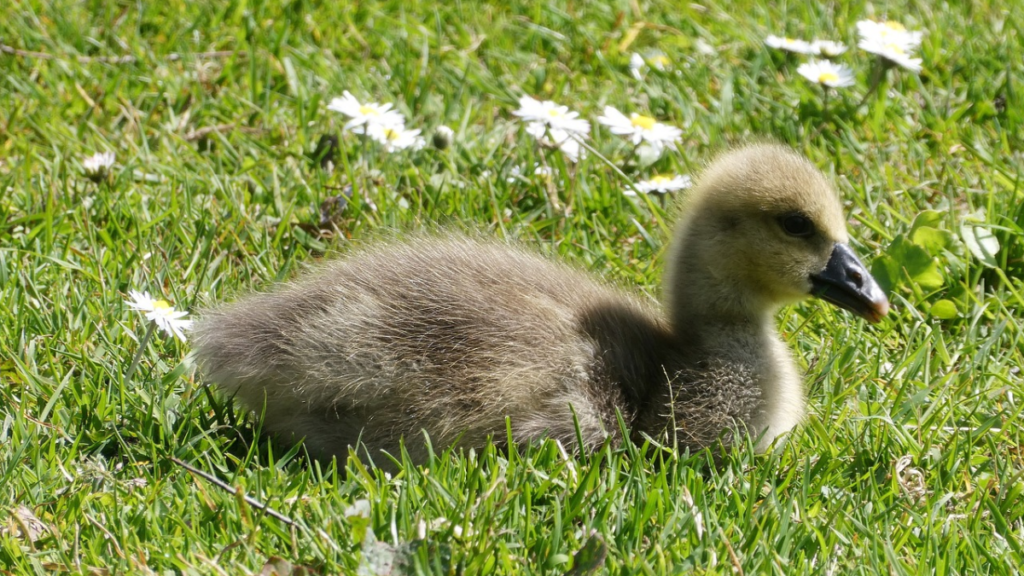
[193,144,888,464]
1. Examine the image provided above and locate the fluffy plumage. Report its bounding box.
[193,144,888,465]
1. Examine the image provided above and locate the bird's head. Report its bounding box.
[668,145,889,323]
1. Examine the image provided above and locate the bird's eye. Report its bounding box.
[780,214,815,238]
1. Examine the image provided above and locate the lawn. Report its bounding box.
[2,0,1023,573]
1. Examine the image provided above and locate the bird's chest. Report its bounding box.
[749,336,805,449]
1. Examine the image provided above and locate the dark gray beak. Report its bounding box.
[810,243,890,323]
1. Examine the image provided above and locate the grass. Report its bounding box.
[1,0,1023,573]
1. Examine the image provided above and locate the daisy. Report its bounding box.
[596,106,683,153]
[629,53,646,80]
[327,91,405,134]
[856,19,924,71]
[765,35,816,55]
[858,37,923,71]
[524,123,584,162]
[694,39,716,56]
[811,40,847,57]
[126,290,192,342]
[797,60,855,88]
[856,20,923,50]
[366,123,426,152]
[82,152,115,182]
[512,95,591,136]
[647,53,671,71]
[625,174,692,196]
[628,53,670,80]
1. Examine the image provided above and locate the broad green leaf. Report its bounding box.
[909,210,944,234]
[910,226,954,254]
[908,260,945,290]
[870,254,900,293]
[929,299,959,319]
[890,235,945,290]
[960,223,1000,268]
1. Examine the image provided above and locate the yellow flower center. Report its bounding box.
[884,21,906,31]
[783,37,796,44]
[650,175,672,184]
[885,43,906,55]
[630,114,656,130]
[153,300,171,311]
[651,55,670,67]
[384,128,400,141]
[359,105,379,116]
[818,72,839,83]
[547,109,563,118]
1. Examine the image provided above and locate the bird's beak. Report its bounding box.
[810,243,890,323]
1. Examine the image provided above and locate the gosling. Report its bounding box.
[193,144,889,465]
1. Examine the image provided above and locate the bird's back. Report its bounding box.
[193,237,667,461]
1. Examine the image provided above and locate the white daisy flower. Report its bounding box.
[647,53,671,71]
[596,106,683,153]
[126,290,160,313]
[512,95,591,136]
[551,129,583,162]
[856,20,923,50]
[856,20,924,71]
[327,91,405,134]
[524,123,584,162]
[796,60,855,88]
[629,53,670,79]
[629,53,646,80]
[126,290,192,342]
[366,124,426,152]
[858,37,923,71]
[625,174,693,196]
[694,39,716,56]
[811,40,847,57]
[765,35,816,55]
[82,152,116,182]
